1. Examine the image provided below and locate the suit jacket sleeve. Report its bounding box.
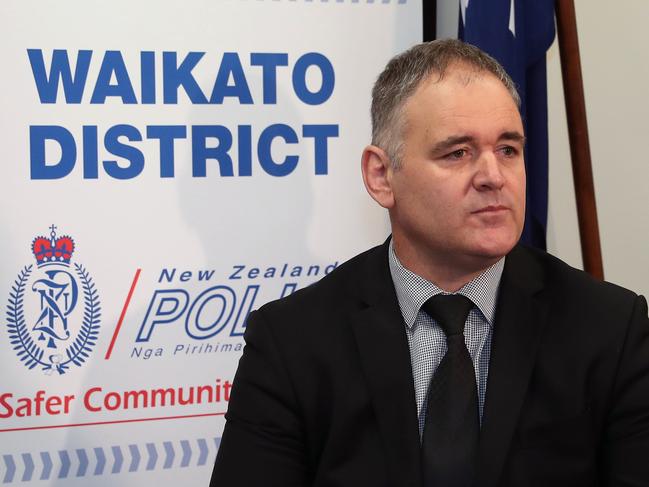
[210,309,309,487]
[602,295,649,486]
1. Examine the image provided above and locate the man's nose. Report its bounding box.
[473,152,505,191]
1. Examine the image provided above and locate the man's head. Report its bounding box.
[371,39,521,168]
[362,39,526,287]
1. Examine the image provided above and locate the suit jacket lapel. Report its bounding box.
[350,241,423,487]
[476,246,549,487]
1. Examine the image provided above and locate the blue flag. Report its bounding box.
[459,0,555,250]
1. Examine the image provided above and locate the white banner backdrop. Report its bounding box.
[0,1,421,485]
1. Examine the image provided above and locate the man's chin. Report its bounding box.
[467,237,518,262]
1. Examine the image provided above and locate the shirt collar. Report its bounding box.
[388,239,505,329]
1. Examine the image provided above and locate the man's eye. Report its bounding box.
[448,149,467,160]
[500,146,517,157]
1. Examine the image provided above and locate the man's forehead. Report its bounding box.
[401,75,523,144]
[407,68,519,115]
[422,65,506,95]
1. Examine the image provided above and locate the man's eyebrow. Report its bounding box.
[499,131,526,145]
[431,132,526,154]
[431,135,476,154]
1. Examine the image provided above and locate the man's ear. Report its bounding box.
[361,145,395,209]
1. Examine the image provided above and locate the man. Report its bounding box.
[210,40,649,486]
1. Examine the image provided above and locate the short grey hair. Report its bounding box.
[371,39,520,168]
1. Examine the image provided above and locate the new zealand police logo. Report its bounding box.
[5,225,101,375]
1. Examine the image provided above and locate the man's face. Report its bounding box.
[388,66,526,271]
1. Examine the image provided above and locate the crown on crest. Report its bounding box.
[32,225,75,267]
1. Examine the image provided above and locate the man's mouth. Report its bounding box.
[472,205,509,214]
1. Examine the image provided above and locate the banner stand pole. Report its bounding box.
[555,0,604,279]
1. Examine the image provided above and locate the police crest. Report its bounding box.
[6,226,101,375]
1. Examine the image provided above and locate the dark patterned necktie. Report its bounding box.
[421,294,479,487]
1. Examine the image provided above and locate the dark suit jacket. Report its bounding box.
[210,242,649,487]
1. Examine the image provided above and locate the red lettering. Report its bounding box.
[34,390,45,416]
[84,387,103,412]
[15,398,32,417]
[104,392,121,411]
[224,380,232,401]
[44,394,73,415]
[0,393,13,419]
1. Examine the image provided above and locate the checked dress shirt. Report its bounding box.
[387,241,505,437]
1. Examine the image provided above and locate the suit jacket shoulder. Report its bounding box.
[507,245,642,338]
[514,244,639,301]
[252,242,393,341]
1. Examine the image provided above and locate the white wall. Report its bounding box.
[438,0,649,298]
[547,0,649,298]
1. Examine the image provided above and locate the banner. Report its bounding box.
[0,1,421,485]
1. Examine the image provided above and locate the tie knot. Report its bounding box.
[421,294,474,337]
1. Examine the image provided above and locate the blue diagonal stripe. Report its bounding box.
[39,452,52,480]
[21,453,34,482]
[214,437,221,453]
[145,443,157,471]
[2,455,16,483]
[163,442,174,469]
[111,446,123,474]
[58,451,71,479]
[128,445,140,473]
[196,439,209,466]
[180,440,191,468]
[76,449,88,477]
[93,448,105,476]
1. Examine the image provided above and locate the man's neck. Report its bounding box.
[392,238,501,292]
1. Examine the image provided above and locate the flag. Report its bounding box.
[459,0,555,250]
